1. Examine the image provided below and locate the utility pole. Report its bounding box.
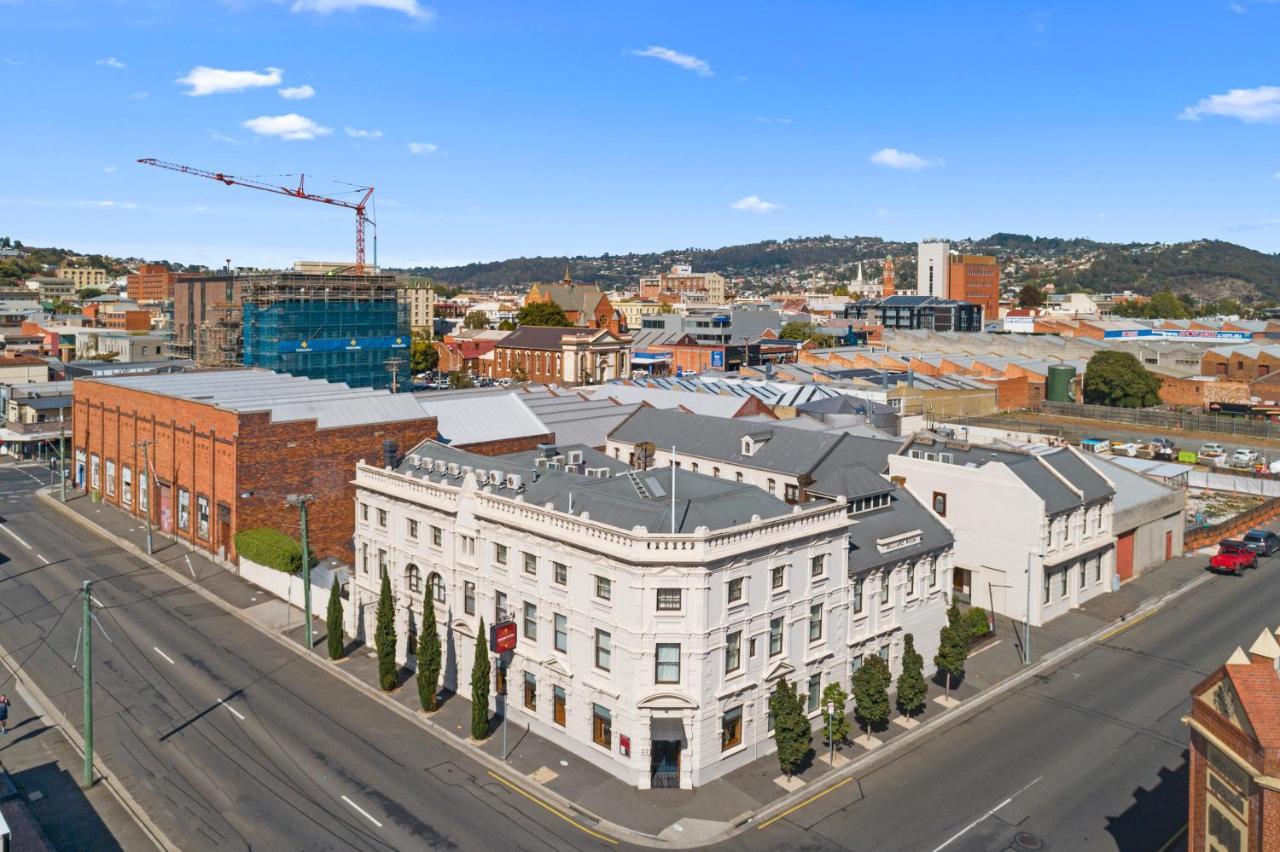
[59,421,67,502]
[1024,551,1037,666]
[81,580,94,789]
[384,356,406,394]
[137,440,154,555]
[287,494,314,652]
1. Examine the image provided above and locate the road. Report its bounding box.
[0,465,619,852]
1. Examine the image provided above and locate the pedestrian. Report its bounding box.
[0,693,10,734]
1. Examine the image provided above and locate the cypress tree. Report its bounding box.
[934,601,970,701]
[471,618,491,740]
[852,654,891,737]
[416,590,442,711]
[326,575,344,660]
[769,680,811,778]
[820,682,851,746]
[896,633,927,717]
[375,571,398,691]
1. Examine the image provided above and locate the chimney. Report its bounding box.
[382,439,400,469]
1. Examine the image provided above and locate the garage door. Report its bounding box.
[1116,530,1135,582]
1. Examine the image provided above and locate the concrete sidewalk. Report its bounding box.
[42,489,1217,845]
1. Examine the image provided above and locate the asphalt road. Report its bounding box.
[0,465,618,852]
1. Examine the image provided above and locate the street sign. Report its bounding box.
[490,620,517,654]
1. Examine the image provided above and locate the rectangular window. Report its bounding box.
[1094,556,1102,582]
[592,704,611,748]
[360,503,368,521]
[771,564,786,590]
[554,613,568,653]
[769,616,783,657]
[524,552,537,576]
[464,581,475,615]
[928,560,937,588]
[853,577,864,614]
[725,631,742,673]
[595,575,612,601]
[881,571,891,607]
[851,654,863,677]
[1080,561,1087,589]
[90,454,100,488]
[432,525,442,547]
[177,488,190,530]
[196,495,209,540]
[809,603,823,642]
[524,672,536,711]
[378,549,387,579]
[105,460,116,496]
[655,643,680,683]
[523,602,538,641]
[727,577,744,604]
[807,674,821,713]
[811,554,826,578]
[1060,567,1068,597]
[595,629,611,671]
[553,686,566,727]
[495,543,508,566]
[139,471,147,511]
[1043,571,1051,604]
[553,562,568,586]
[361,543,369,575]
[906,565,916,597]
[496,590,507,622]
[408,519,418,539]
[121,465,132,506]
[656,588,682,611]
[377,508,387,528]
[721,706,743,751]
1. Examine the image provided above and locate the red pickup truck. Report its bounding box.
[1211,540,1258,575]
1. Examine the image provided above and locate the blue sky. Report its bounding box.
[3,0,1280,269]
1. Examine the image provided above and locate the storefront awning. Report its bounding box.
[650,716,686,743]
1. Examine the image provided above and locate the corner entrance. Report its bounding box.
[952,567,972,603]
[649,716,685,789]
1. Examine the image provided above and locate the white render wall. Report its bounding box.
[349,461,952,789]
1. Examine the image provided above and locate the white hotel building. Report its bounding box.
[350,439,954,790]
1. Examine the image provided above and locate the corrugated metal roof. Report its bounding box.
[418,392,548,445]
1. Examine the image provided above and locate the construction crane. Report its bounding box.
[137,158,375,275]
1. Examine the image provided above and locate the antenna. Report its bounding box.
[671,445,676,534]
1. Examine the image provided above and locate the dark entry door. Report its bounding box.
[650,741,681,789]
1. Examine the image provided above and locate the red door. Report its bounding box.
[1116,530,1135,581]
[1165,530,1173,561]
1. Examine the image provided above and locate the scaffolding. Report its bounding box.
[195,302,244,368]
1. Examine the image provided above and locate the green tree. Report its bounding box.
[76,287,104,301]
[326,575,344,660]
[833,285,849,297]
[820,682,851,746]
[852,655,891,737]
[769,680,811,778]
[463,310,489,330]
[1016,283,1046,308]
[780,320,816,341]
[471,618,491,740]
[1146,290,1191,319]
[895,633,927,718]
[497,319,516,331]
[449,372,475,389]
[416,590,442,711]
[516,301,571,327]
[375,571,398,691]
[1083,350,1162,408]
[410,334,439,374]
[934,601,970,701]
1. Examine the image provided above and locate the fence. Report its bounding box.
[1185,495,1280,551]
[1036,401,1280,439]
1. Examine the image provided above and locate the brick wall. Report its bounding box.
[454,432,555,457]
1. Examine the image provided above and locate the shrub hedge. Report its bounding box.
[234,527,316,574]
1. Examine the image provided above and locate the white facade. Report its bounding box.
[350,453,953,790]
[917,240,950,298]
[887,449,1115,626]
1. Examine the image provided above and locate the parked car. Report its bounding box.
[1200,443,1226,456]
[1210,540,1258,575]
[1243,529,1280,556]
[1231,448,1260,466]
[1150,437,1177,461]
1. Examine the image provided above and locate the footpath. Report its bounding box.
[41,488,1214,847]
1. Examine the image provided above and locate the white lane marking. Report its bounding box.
[0,524,32,550]
[930,776,1043,852]
[218,698,245,721]
[341,795,383,828]
[36,553,47,563]
[968,639,1002,659]
[153,647,176,665]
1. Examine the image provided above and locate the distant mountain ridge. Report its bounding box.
[394,234,1280,302]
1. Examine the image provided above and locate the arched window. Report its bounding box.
[428,571,445,604]
[406,563,422,594]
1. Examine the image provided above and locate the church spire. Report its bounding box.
[563,262,572,285]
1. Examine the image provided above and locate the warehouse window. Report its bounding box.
[105,460,115,496]
[177,488,190,530]
[196,495,210,540]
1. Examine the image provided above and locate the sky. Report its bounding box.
[2,0,1280,269]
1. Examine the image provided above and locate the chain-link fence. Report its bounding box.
[1036,401,1279,439]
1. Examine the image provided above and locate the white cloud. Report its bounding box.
[1180,85,1280,123]
[290,0,432,19]
[345,126,383,138]
[130,90,149,99]
[242,113,332,141]
[730,194,781,213]
[407,141,439,155]
[869,147,942,170]
[97,57,126,69]
[82,200,137,209]
[211,130,245,144]
[630,46,712,77]
[278,84,315,100]
[178,66,284,96]
[104,166,116,173]
[756,116,792,124]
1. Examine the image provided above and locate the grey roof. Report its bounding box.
[414,384,640,448]
[416,392,549,446]
[499,443,630,475]
[587,383,755,418]
[499,326,620,350]
[847,486,953,572]
[90,369,430,429]
[808,464,894,501]
[21,395,71,410]
[797,395,896,417]
[1080,455,1173,514]
[397,439,793,534]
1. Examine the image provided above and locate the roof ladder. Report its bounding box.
[626,469,652,499]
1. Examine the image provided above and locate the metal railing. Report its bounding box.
[1035,401,1280,439]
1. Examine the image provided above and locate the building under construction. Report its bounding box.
[173,271,409,391]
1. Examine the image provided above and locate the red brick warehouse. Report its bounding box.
[72,369,437,563]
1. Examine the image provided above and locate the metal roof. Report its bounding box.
[417,392,548,446]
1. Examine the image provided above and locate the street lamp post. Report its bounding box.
[287,494,315,652]
[825,701,835,767]
[1024,550,1039,666]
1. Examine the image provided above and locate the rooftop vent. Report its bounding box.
[434,459,447,474]
[506,474,522,490]
[566,450,584,465]
[447,463,461,478]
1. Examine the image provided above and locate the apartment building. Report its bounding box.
[948,254,1000,320]
[888,436,1116,626]
[351,437,953,790]
[56,265,108,290]
[639,264,727,305]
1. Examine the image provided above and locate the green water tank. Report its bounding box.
[1047,364,1076,403]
